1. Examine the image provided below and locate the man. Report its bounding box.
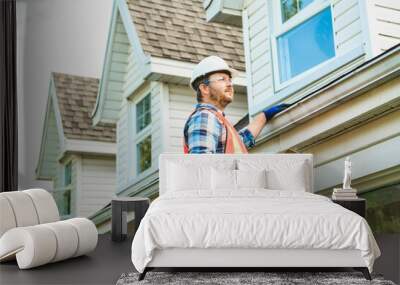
[184,56,290,154]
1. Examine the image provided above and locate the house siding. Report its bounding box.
[101,13,130,122]
[332,0,363,55]
[40,98,61,178]
[78,156,116,217]
[370,0,400,54]
[243,0,272,110]
[123,44,145,98]
[167,84,249,153]
[117,101,129,191]
[150,82,163,168]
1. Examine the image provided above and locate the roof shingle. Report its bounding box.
[126,0,245,71]
[52,72,116,143]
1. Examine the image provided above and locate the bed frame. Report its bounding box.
[137,154,372,281]
[139,249,371,280]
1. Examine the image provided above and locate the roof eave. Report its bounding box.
[58,139,117,160]
[144,56,247,91]
[255,44,400,146]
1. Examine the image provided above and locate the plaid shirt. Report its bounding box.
[183,103,255,154]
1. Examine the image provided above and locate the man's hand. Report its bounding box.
[247,103,291,140]
[263,103,291,121]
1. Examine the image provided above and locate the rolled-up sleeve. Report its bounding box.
[238,128,255,149]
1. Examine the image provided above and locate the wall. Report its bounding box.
[78,155,116,217]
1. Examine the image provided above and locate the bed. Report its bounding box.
[131,154,380,280]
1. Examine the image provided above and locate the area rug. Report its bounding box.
[116,271,396,285]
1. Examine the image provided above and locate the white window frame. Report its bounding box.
[136,94,151,133]
[128,92,153,180]
[271,0,337,91]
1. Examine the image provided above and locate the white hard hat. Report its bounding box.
[190,56,238,90]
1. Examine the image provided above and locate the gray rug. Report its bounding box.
[116,272,396,285]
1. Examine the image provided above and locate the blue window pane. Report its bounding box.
[277,7,335,83]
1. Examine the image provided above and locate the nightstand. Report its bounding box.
[111,197,150,242]
[332,198,366,218]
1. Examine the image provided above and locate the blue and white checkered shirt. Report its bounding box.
[183,103,255,154]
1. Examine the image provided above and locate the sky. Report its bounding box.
[16,0,113,190]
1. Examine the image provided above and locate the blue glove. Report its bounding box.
[263,103,291,121]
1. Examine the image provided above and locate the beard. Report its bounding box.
[209,88,233,108]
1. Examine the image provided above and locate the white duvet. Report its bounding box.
[131,190,380,273]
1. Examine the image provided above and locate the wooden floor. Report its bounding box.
[0,234,398,285]
[0,234,133,285]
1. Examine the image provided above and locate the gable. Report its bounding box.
[92,0,148,126]
[36,93,62,180]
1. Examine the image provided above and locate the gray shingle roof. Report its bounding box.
[52,72,116,143]
[126,0,245,71]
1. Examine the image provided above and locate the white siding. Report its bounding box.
[370,0,400,54]
[78,156,116,217]
[243,0,273,112]
[101,13,130,122]
[150,82,162,169]
[166,84,248,153]
[40,98,61,178]
[116,100,129,191]
[123,43,145,98]
[332,0,363,55]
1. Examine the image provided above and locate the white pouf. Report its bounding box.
[0,189,98,269]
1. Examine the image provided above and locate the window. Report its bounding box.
[136,94,151,133]
[281,0,314,22]
[137,135,151,174]
[53,161,72,217]
[54,190,71,217]
[273,1,335,85]
[133,93,152,175]
[64,162,72,186]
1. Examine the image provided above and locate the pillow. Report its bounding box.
[211,169,268,191]
[211,168,236,190]
[167,163,211,191]
[237,159,309,191]
[236,169,267,189]
[166,159,236,192]
[266,165,307,191]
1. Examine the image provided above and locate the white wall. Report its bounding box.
[79,156,116,217]
[16,0,113,190]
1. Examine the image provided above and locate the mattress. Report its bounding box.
[131,190,380,273]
